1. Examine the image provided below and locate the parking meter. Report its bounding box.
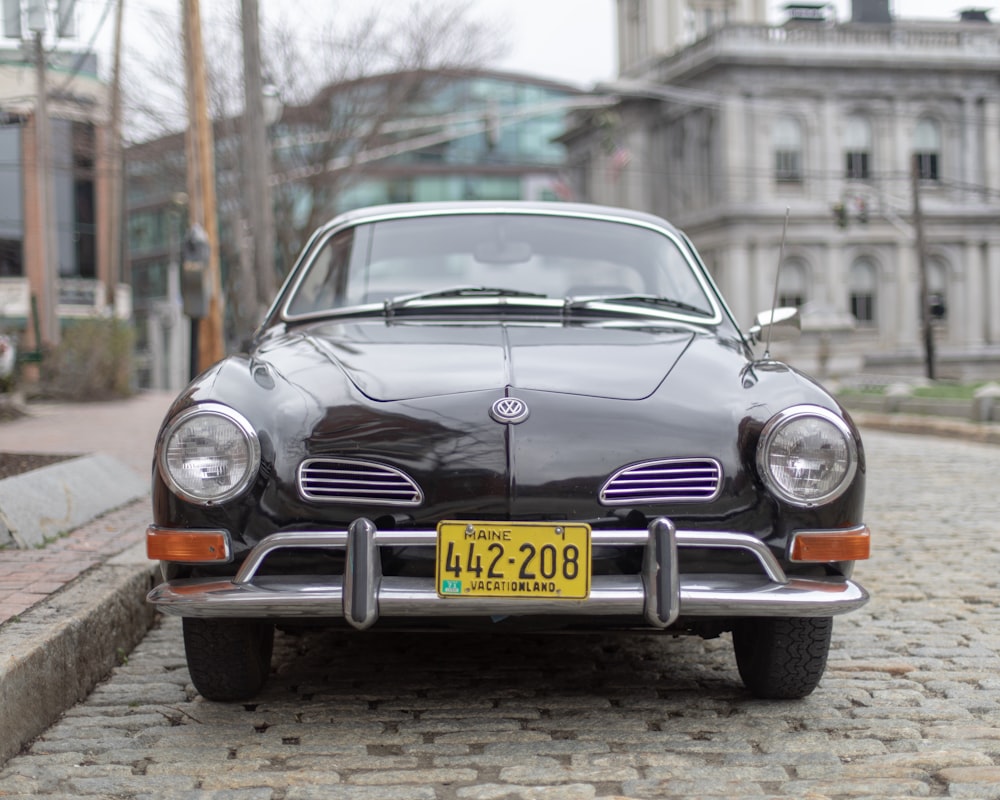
[180,225,210,319]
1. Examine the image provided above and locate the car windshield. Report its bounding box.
[284,212,716,319]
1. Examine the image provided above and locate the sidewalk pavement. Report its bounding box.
[0,391,175,623]
[0,390,175,765]
[0,393,996,766]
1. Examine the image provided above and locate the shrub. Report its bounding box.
[40,318,135,400]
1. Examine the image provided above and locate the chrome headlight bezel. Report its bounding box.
[756,405,858,508]
[159,403,261,506]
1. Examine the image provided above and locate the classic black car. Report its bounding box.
[147,201,870,702]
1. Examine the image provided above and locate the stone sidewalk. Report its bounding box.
[0,391,174,624]
[0,391,174,764]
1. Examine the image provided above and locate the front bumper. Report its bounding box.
[147,517,868,630]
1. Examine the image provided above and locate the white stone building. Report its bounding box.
[568,0,1000,380]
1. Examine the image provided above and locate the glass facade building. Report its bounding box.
[125,69,585,388]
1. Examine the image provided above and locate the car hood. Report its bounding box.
[163,319,856,544]
[271,320,697,401]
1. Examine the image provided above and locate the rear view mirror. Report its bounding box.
[474,240,533,265]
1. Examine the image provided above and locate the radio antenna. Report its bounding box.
[764,207,790,360]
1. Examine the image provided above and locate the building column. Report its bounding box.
[982,98,1000,198]
[888,98,909,195]
[821,95,840,204]
[751,98,769,203]
[877,245,895,350]
[962,95,976,202]
[663,0,683,53]
[720,93,745,205]
[750,242,770,322]
[720,242,752,328]
[963,241,984,348]
[987,241,1000,345]
[818,240,840,310]
[893,244,920,350]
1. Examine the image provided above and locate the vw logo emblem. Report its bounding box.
[490,396,529,424]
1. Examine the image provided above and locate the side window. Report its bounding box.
[849,258,877,326]
[286,228,356,315]
[845,115,872,181]
[774,116,803,183]
[913,118,941,181]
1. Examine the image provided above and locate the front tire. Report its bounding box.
[182,618,275,702]
[732,617,832,699]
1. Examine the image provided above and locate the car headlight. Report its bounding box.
[159,403,261,505]
[756,405,858,508]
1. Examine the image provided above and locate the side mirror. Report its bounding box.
[748,306,801,345]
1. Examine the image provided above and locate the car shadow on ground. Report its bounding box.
[262,626,745,707]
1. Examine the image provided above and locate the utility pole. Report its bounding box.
[181,0,224,372]
[240,0,276,325]
[28,20,59,347]
[910,154,935,381]
[102,0,124,310]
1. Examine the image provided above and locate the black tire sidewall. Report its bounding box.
[733,616,833,700]
[182,618,275,702]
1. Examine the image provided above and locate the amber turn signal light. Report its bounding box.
[146,527,231,563]
[789,526,870,562]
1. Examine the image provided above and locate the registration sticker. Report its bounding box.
[436,520,591,599]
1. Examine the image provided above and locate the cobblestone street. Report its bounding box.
[2,427,999,799]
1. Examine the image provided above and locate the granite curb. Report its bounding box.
[849,410,1000,446]
[0,535,158,765]
[0,391,174,767]
[0,453,148,549]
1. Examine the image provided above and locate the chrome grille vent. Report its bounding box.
[298,458,424,506]
[600,458,722,505]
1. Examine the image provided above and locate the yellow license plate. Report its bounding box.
[436,520,591,599]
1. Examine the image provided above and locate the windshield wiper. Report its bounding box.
[563,293,711,317]
[385,286,548,314]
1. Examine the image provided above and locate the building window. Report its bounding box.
[778,259,807,308]
[849,258,877,325]
[913,118,940,181]
[844,116,872,181]
[774,116,803,183]
[0,120,22,276]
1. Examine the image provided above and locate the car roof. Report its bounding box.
[318,201,686,237]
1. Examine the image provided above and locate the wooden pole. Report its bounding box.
[31,30,59,346]
[103,0,125,310]
[182,0,225,372]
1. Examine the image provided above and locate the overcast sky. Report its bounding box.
[63,0,969,91]
[477,0,963,88]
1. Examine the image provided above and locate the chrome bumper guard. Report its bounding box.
[147,517,869,629]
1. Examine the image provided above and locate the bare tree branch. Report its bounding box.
[123,0,511,342]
